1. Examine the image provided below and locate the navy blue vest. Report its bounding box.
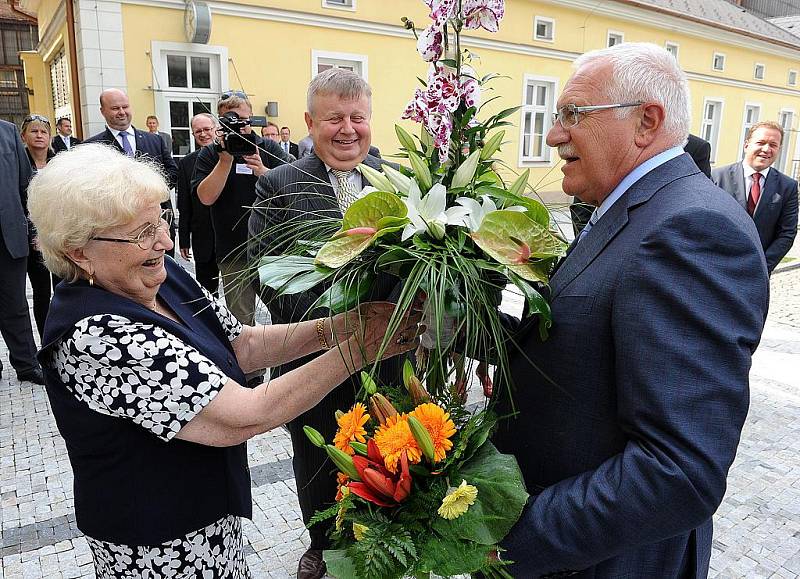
[39,258,251,546]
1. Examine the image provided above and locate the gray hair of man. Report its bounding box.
[307,67,372,116]
[191,112,217,128]
[573,42,691,148]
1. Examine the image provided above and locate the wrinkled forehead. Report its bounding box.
[311,92,371,116]
[748,128,782,146]
[560,61,613,106]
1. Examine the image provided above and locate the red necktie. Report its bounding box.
[747,173,761,216]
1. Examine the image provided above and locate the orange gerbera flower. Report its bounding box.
[374,414,422,473]
[409,403,456,462]
[333,403,370,455]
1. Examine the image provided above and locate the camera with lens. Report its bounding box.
[217,111,257,156]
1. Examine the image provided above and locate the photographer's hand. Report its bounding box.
[243,152,267,177]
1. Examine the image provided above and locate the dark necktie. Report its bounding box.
[747,173,761,216]
[119,131,134,156]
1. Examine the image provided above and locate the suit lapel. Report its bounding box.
[105,128,124,153]
[732,164,747,209]
[753,168,780,221]
[549,154,695,299]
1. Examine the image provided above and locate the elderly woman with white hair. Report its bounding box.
[27,143,420,578]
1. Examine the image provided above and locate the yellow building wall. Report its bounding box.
[110,0,800,191]
[20,50,49,115]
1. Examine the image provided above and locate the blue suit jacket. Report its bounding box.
[711,162,798,273]
[493,153,769,578]
[84,126,178,188]
[0,119,32,259]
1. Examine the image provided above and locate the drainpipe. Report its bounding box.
[65,0,83,138]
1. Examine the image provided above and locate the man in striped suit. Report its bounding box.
[249,67,397,579]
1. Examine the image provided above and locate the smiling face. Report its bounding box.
[146,118,159,133]
[191,115,216,147]
[546,61,643,207]
[305,92,371,170]
[79,203,173,307]
[744,126,782,172]
[100,90,133,131]
[280,127,291,142]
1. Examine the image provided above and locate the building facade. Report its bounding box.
[0,0,37,127]
[19,0,800,194]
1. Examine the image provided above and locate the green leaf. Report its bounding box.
[258,255,335,294]
[432,442,529,545]
[317,192,409,268]
[408,151,433,191]
[419,125,433,152]
[395,124,418,154]
[416,533,494,575]
[508,169,529,197]
[471,211,566,282]
[451,149,481,189]
[358,163,395,193]
[341,191,407,230]
[492,105,521,121]
[324,550,358,579]
[381,163,413,193]
[476,186,551,228]
[318,270,376,313]
[480,130,504,160]
[507,271,552,323]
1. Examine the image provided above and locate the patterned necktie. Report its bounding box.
[576,210,599,244]
[747,173,761,216]
[331,169,360,212]
[119,131,134,156]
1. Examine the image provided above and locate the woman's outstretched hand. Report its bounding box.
[332,301,423,369]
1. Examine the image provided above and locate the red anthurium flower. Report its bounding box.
[348,441,412,507]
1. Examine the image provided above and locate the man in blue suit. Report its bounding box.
[493,43,769,578]
[85,89,178,255]
[712,121,798,274]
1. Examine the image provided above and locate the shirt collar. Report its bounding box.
[742,161,770,181]
[592,146,684,223]
[108,126,133,138]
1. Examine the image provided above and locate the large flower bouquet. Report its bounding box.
[257,0,566,576]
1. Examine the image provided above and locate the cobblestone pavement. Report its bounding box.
[1,265,798,578]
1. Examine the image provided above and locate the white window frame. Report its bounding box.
[740,102,762,157]
[533,16,555,42]
[753,63,765,81]
[150,41,228,157]
[322,0,356,11]
[788,69,798,86]
[518,74,558,166]
[311,50,368,81]
[700,97,724,164]
[776,109,794,173]
[712,52,726,72]
[607,30,624,47]
[665,41,679,60]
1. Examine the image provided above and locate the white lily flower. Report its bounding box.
[455,195,527,231]
[402,182,470,241]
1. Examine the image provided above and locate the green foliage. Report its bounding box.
[433,442,529,545]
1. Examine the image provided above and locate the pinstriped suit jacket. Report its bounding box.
[248,151,393,325]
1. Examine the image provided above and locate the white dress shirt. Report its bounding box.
[108,126,137,155]
[742,161,769,211]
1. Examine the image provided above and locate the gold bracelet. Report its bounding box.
[316,318,331,350]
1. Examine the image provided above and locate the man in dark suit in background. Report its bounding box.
[51,117,81,153]
[571,133,711,234]
[145,115,173,154]
[0,119,44,384]
[494,42,769,578]
[279,126,300,158]
[85,89,178,256]
[248,68,396,579]
[177,113,218,295]
[712,120,798,274]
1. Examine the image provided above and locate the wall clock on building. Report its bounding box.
[184,1,212,44]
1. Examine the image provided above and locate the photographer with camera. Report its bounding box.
[193,91,289,330]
